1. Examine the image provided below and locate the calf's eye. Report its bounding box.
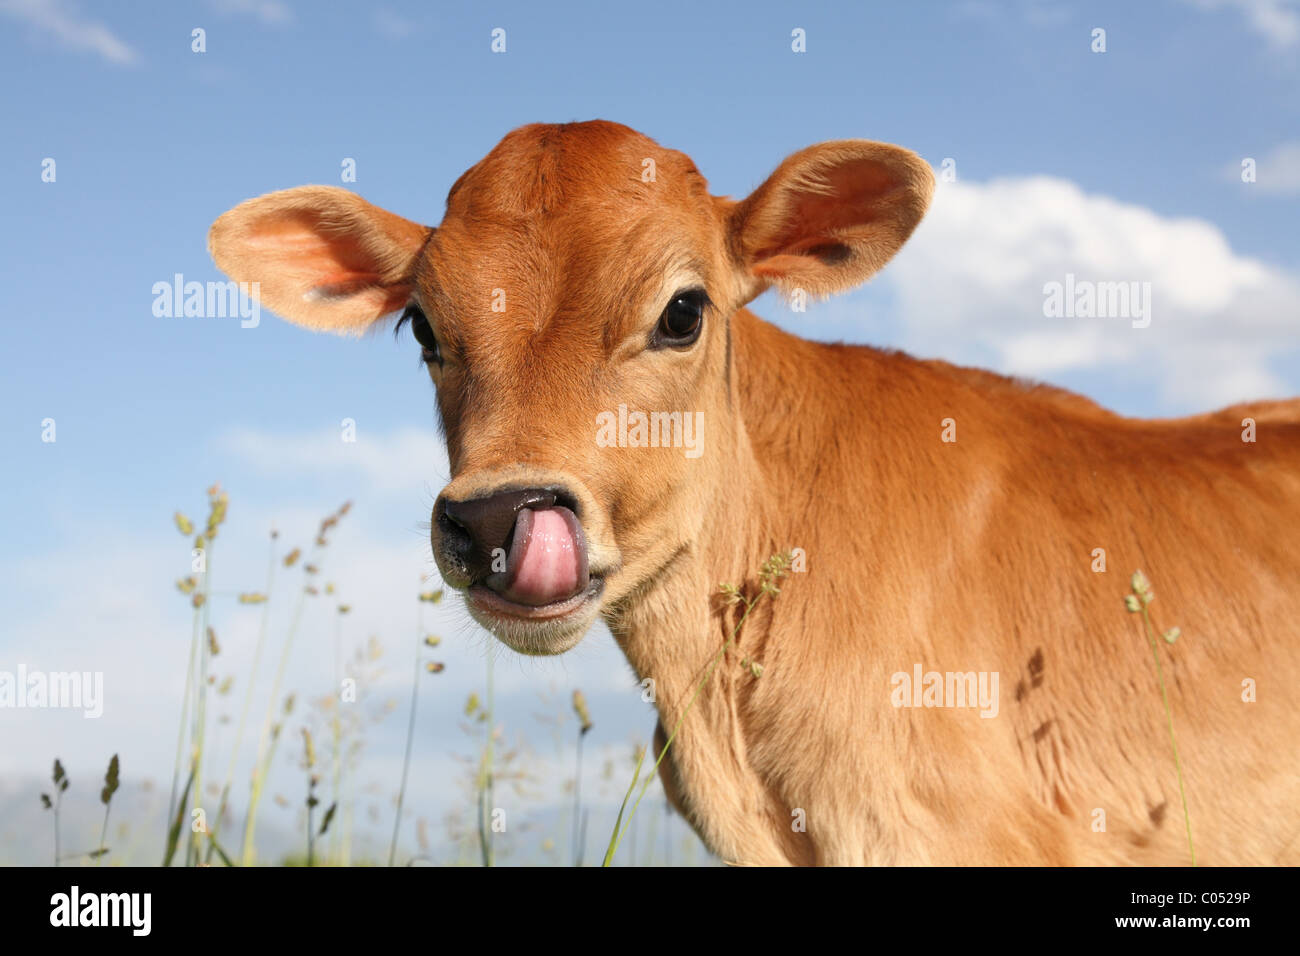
[401,304,441,365]
[654,288,708,348]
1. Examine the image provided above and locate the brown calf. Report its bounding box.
[210,120,1300,865]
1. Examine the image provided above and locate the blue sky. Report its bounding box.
[0,0,1297,864]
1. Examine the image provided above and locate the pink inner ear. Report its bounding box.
[250,215,379,278]
[311,272,387,299]
[758,157,901,258]
[245,213,405,307]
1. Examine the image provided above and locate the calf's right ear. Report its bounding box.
[208,186,431,334]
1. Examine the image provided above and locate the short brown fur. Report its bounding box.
[210,120,1300,865]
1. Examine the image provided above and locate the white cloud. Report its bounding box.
[0,0,136,65]
[374,8,416,39]
[210,0,292,25]
[1181,0,1300,48]
[858,174,1300,410]
[951,0,1071,27]
[216,425,451,495]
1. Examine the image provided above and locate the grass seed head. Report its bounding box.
[100,754,120,804]
[1130,569,1153,605]
[572,690,593,734]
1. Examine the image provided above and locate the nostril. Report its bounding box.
[438,506,472,547]
[433,499,475,578]
[436,498,466,536]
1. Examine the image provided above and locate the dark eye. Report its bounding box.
[654,288,708,348]
[401,304,441,365]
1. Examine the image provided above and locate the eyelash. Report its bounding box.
[396,304,442,366]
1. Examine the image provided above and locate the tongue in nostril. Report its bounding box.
[497,507,588,606]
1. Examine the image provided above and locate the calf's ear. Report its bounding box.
[208,186,430,333]
[729,141,933,300]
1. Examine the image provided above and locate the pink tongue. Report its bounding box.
[505,508,582,605]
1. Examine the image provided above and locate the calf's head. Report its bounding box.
[209,120,932,655]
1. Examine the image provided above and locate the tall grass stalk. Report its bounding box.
[339,790,353,867]
[165,510,198,848]
[605,745,645,868]
[241,691,296,866]
[239,501,350,864]
[206,532,276,864]
[602,552,791,866]
[42,760,69,866]
[330,610,343,864]
[389,588,443,865]
[189,545,215,864]
[166,602,201,865]
[477,645,496,867]
[389,625,422,866]
[96,754,120,865]
[240,549,316,866]
[572,732,586,867]
[571,690,592,867]
[1127,571,1196,866]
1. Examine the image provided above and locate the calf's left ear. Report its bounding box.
[729,141,934,300]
